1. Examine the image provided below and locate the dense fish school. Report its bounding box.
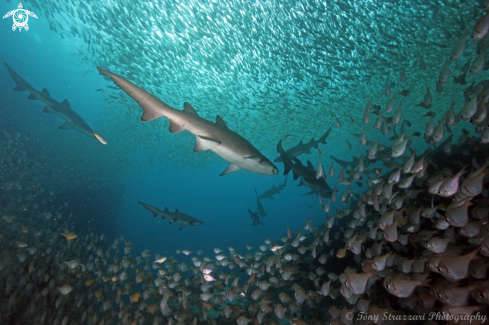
[2,0,489,324]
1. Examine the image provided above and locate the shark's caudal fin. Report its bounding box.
[4,62,33,92]
[97,67,168,122]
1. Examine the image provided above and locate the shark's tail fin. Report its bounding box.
[4,62,34,92]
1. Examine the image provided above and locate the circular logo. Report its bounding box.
[345,312,354,321]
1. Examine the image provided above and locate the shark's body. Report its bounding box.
[274,125,333,162]
[4,63,106,144]
[248,208,264,226]
[97,67,277,176]
[330,155,363,169]
[256,176,288,200]
[277,139,332,198]
[254,190,267,217]
[138,201,203,230]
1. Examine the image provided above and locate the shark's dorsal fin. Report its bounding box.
[41,88,51,97]
[164,207,169,212]
[298,140,303,145]
[179,224,187,230]
[220,163,241,176]
[216,115,228,128]
[62,99,71,108]
[43,104,55,113]
[168,119,185,133]
[175,208,180,213]
[183,102,199,115]
[306,160,314,169]
[59,122,75,130]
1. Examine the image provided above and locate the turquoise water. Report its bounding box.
[1,0,489,324]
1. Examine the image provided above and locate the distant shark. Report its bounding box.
[274,124,333,162]
[138,201,204,230]
[248,208,264,226]
[97,67,278,176]
[277,139,333,198]
[254,190,267,217]
[4,63,106,144]
[256,175,287,200]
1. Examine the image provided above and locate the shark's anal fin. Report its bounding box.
[216,115,229,128]
[183,102,199,115]
[168,119,185,133]
[194,135,221,152]
[41,88,51,97]
[220,163,242,176]
[43,104,55,113]
[62,99,71,108]
[59,122,75,130]
[179,224,187,231]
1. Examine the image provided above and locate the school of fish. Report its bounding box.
[3,0,489,324]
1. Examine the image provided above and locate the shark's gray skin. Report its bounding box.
[277,139,333,198]
[97,67,278,176]
[253,190,267,217]
[4,63,106,144]
[138,201,203,230]
[256,175,288,200]
[248,208,263,226]
[274,124,334,162]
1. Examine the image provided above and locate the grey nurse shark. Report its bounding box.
[97,67,278,176]
[138,201,204,230]
[274,124,333,162]
[4,63,106,144]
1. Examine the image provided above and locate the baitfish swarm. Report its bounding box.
[3,2,489,325]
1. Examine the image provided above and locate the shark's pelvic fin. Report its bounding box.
[183,102,198,115]
[220,163,242,176]
[43,104,55,113]
[28,93,36,100]
[194,135,221,152]
[168,119,185,133]
[179,224,187,230]
[13,85,25,91]
[59,122,75,130]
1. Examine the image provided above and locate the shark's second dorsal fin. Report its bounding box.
[62,99,71,108]
[41,88,51,97]
[175,208,180,213]
[216,115,228,128]
[183,102,199,115]
[164,207,169,212]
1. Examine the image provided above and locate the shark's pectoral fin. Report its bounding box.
[220,163,242,176]
[194,135,221,152]
[43,104,55,113]
[28,93,36,100]
[216,115,229,128]
[168,119,185,133]
[179,224,187,230]
[62,99,71,108]
[59,122,75,130]
[41,88,51,97]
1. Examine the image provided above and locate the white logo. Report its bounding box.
[3,2,38,32]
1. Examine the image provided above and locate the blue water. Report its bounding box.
[0,0,338,259]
